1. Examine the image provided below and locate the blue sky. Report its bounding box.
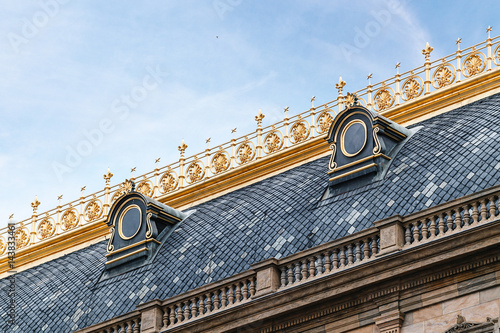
[0,1,498,228]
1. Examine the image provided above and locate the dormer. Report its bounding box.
[103,180,186,278]
[325,97,412,195]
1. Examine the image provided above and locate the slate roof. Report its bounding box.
[2,92,500,332]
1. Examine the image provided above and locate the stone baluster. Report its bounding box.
[163,306,171,327]
[489,196,497,219]
[294,262,301,282]
[309,256,316,278]
[447,210,454,232]
[454,208,462,230]
[412,223,419,242]
[198,296,205,315]
[183,301,190,320]
[125,320,132,333]
[421,219,428,240]
[228,285,235,305]
[347,244,353,265]
[206,293,213,313]
[287,264,294,285]
[301,261,308,280]
[339,247,346,268]
[133,318,140,333]
[169,305,176,325]
[463,207,470,227]
[363,239,370,260]
[249,277,256,297]
[371,236,379,255]
[235,282,242,302]
[220,288,227,309]
[355,241,361,262]
[324,251,331,271]
[213,291,220,310]
[176,303,183,323]
[242,280,249,299]
[438,213,445,235]
[429,215,437,238]
[280,266,286,286]
[190,298,197,318]
[332,249,339,270]
[405,225,411,245]
[480,199,488,222]
[472,202,479,224]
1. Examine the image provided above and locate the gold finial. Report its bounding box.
[231,128,237,140]
[104,167,113,184]
[57,195,63,205]
[9,214,14,220]
[311,96,315,108]
[81,186,86,192]
[422,42,433,61]
[395,62,401,74]
[155,158,161,169]
[130,167,136,179]
[335,76,346,94]
[206,137,211,150]
[255,109,265,127]
[456,38,462,51]
[31,196,41,213]
[178,139,188,157]
[367,73,373,85]
[487,26,493,39]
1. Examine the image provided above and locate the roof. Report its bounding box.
[2,92,500,332]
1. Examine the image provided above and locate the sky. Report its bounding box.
[0,0,498,228]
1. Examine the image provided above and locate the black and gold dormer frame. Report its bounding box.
[326,99,412,193]
[103,180,186,277]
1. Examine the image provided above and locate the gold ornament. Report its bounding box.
[433,64,455,89]
[264,131,283,153]
[61,208,78,231]
[373,88,394,112]
[37,216,55,239]
[402,77,424,100]
[236,142,255,165]
[159,171,178,193]
[84,199,103,222]
[317,111,334,133]
[211,151,230,174]
[463,53,485,77]
[289,121,309,144]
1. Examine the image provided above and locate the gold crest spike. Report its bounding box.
[155,158,161,164]
[57,195,63,205]
[311,96,315,108]
[9,214,14,220]
[456,38,462,51]
[81,186,86,192]
[178,139,188,157]
[367,73,373,85]
[395,62,401,74]
[422,42,433,61]
[231,128,237,139]
[335,76,346,93]
[104,168,113,184]
[31,195,41,213]
[487,26,493,39]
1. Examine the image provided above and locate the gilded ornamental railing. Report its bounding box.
[1,30,499,258]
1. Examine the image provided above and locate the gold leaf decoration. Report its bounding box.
[37,216,55,239]
[211,151,230,174]
[159,171,178,193]
[373,88,394,112]
[186,161,205,183]
[432,64,455,89]
[61,208,78,231]
[463,53,485,77]
[402,77,424,100]
[264,131,283,153]
[136,180,153,197]
[84,199,102,222]
[289,121,309,144]
[317,111,334,133]
[15,228,29,248]
[236,142,255,165]
[0,237,6,255]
